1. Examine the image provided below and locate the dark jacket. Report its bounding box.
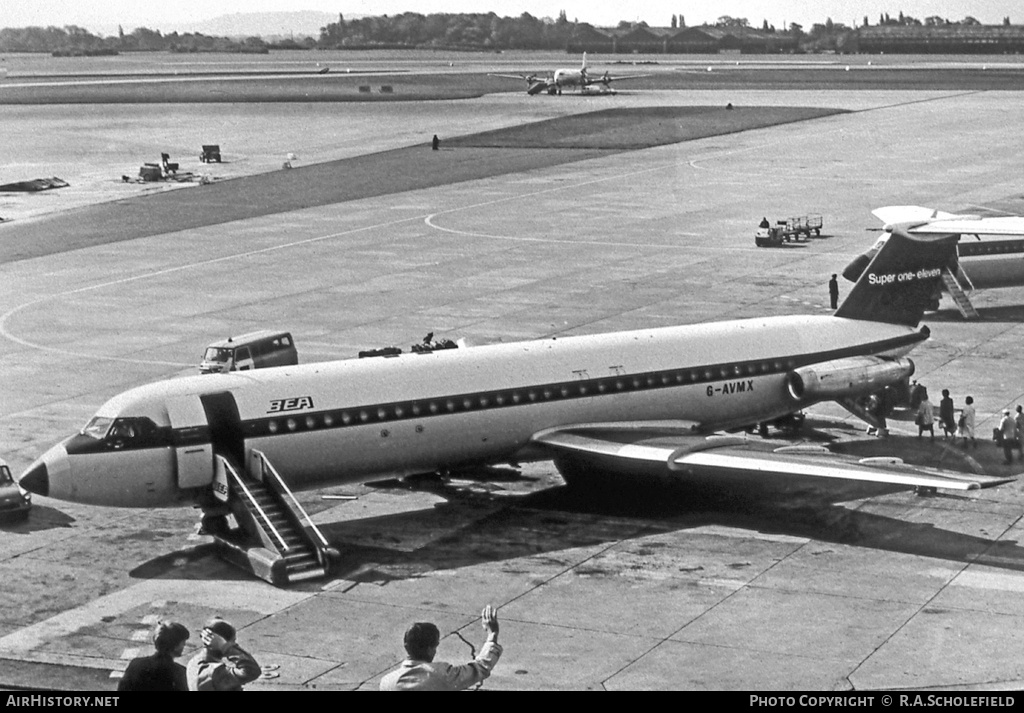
[117,653,188,691]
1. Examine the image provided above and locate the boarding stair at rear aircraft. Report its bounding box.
[941,267,979,320]
[208,452,334,586]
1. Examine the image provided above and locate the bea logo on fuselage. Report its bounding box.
[868,268,942,286]
[267,396,314,413]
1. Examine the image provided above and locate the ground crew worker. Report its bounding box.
[829,274,839,309]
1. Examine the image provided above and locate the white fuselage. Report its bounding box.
[956,238,1024,289]
[553,68,586,88]
[23,315,922,508]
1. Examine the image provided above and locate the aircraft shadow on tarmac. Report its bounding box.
[0,505,74,533]
[118,421,1024,586]
[301,463,1024,588]
[121,469,1024,586]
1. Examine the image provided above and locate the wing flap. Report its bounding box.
[532,420,712,463]
[672,450,1012,491]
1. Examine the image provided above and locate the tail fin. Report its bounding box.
[834,228,958,326]
[582,52,587,71]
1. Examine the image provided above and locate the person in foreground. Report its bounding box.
[380,605,502,690]
[117,620,190,691]
[186,617,261,691]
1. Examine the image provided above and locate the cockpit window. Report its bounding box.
[109,421,138,440]
[203,347,232,363]
[81,416,114,440]
[105,417,163,449]
[0,466,12,485]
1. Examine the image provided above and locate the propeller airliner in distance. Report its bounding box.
[490,53,650,95]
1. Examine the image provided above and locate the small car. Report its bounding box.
[0,457,31,520]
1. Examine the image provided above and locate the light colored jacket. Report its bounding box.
[380,640,502,691]
[186,643,261,691]
[1000,414,1017,441]
[917,399,934,425]
[960,404,976,437]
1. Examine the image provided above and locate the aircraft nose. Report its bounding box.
[19,460,48,497]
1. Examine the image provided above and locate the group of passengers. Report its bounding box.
[915,386,1024,465]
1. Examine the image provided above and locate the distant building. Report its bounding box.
[612,25,669,54]
[856,24,1024,54]
[667,27,726,53]
[569,25,798,54]
[565,24,616,54]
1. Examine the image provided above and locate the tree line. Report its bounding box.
[0,11,1011,54]
[0,25,272,54]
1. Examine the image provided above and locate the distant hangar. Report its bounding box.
[566,22,1024,55]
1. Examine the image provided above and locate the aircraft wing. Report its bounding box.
[488,73,535,80]
[602,73,651,82]
[874,205,1024,236]
[532,422,1013,491]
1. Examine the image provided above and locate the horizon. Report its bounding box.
[1,2,1020,37]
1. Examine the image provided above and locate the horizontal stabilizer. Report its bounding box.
[874,205,1024,236]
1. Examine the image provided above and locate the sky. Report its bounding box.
[2,1,1019,35]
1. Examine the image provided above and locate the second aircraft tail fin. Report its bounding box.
[834,228,958,327]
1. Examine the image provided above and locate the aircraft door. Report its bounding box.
[200,392,246,467]
[166,395,215,489]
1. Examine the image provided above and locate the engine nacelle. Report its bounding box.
[786,357,914,403]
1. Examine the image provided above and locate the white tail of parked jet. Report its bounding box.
[843,205,1024,319]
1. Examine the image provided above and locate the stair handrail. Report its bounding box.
[944,266,975,296]
[941,268,979,318]
[219,455,289,552]
[957,266,976,293]
[251,450,329,550]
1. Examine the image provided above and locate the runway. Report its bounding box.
[3,53,1024,690]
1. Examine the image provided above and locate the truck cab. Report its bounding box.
[199,330,298,374]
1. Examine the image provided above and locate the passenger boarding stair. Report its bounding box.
[941,267,979,320]
[208,452,335,586]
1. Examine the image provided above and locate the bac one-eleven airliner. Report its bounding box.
[20,230,1011,516]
